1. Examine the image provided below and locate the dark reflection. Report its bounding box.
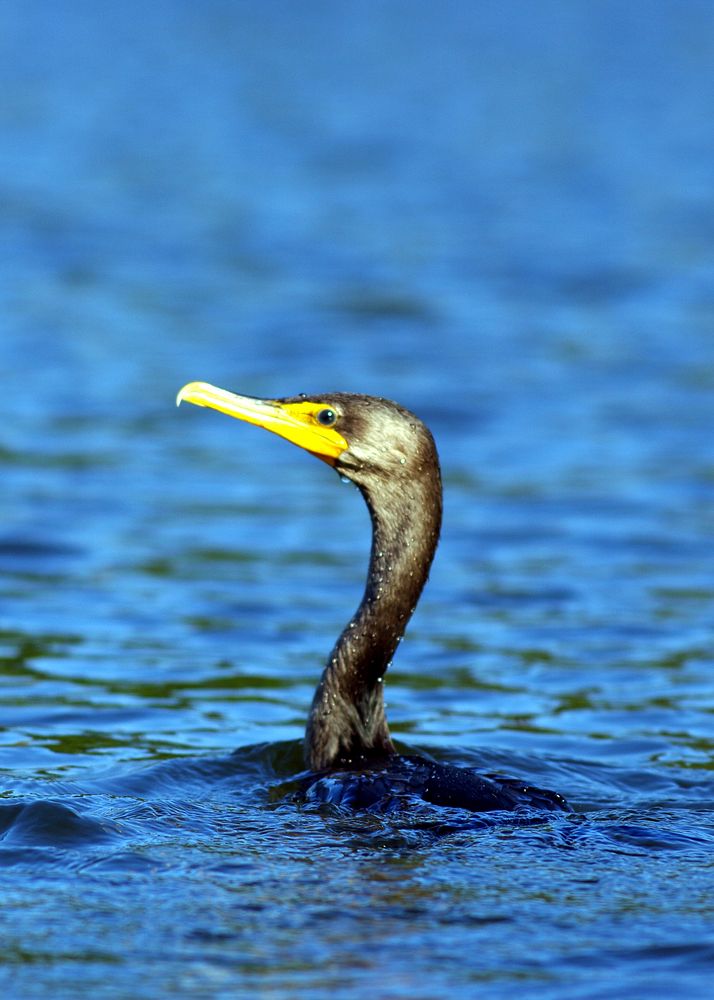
[0,629,82,676]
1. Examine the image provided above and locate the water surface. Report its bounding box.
[1,3,714,998]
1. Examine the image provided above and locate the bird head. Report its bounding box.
[176,382,438,491]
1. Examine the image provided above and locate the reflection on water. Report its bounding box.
[2,1,714,998]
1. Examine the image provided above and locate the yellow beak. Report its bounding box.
[176,381,348,465]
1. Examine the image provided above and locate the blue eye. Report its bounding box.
[316,408,336,426]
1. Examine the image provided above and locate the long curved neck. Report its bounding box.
[305,468,442,770]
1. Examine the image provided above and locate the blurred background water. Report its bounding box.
[1,1,714,997]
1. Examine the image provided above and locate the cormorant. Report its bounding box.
[177,382,567,814]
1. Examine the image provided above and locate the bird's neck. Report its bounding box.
[305,471,442,771]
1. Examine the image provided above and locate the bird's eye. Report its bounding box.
[316,408,336,426]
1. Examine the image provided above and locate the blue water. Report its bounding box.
[2,2,714,997]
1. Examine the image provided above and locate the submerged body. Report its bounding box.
[305,756,566,813]
[177,383,567,813]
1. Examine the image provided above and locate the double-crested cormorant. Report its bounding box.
[177,382,567,814]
